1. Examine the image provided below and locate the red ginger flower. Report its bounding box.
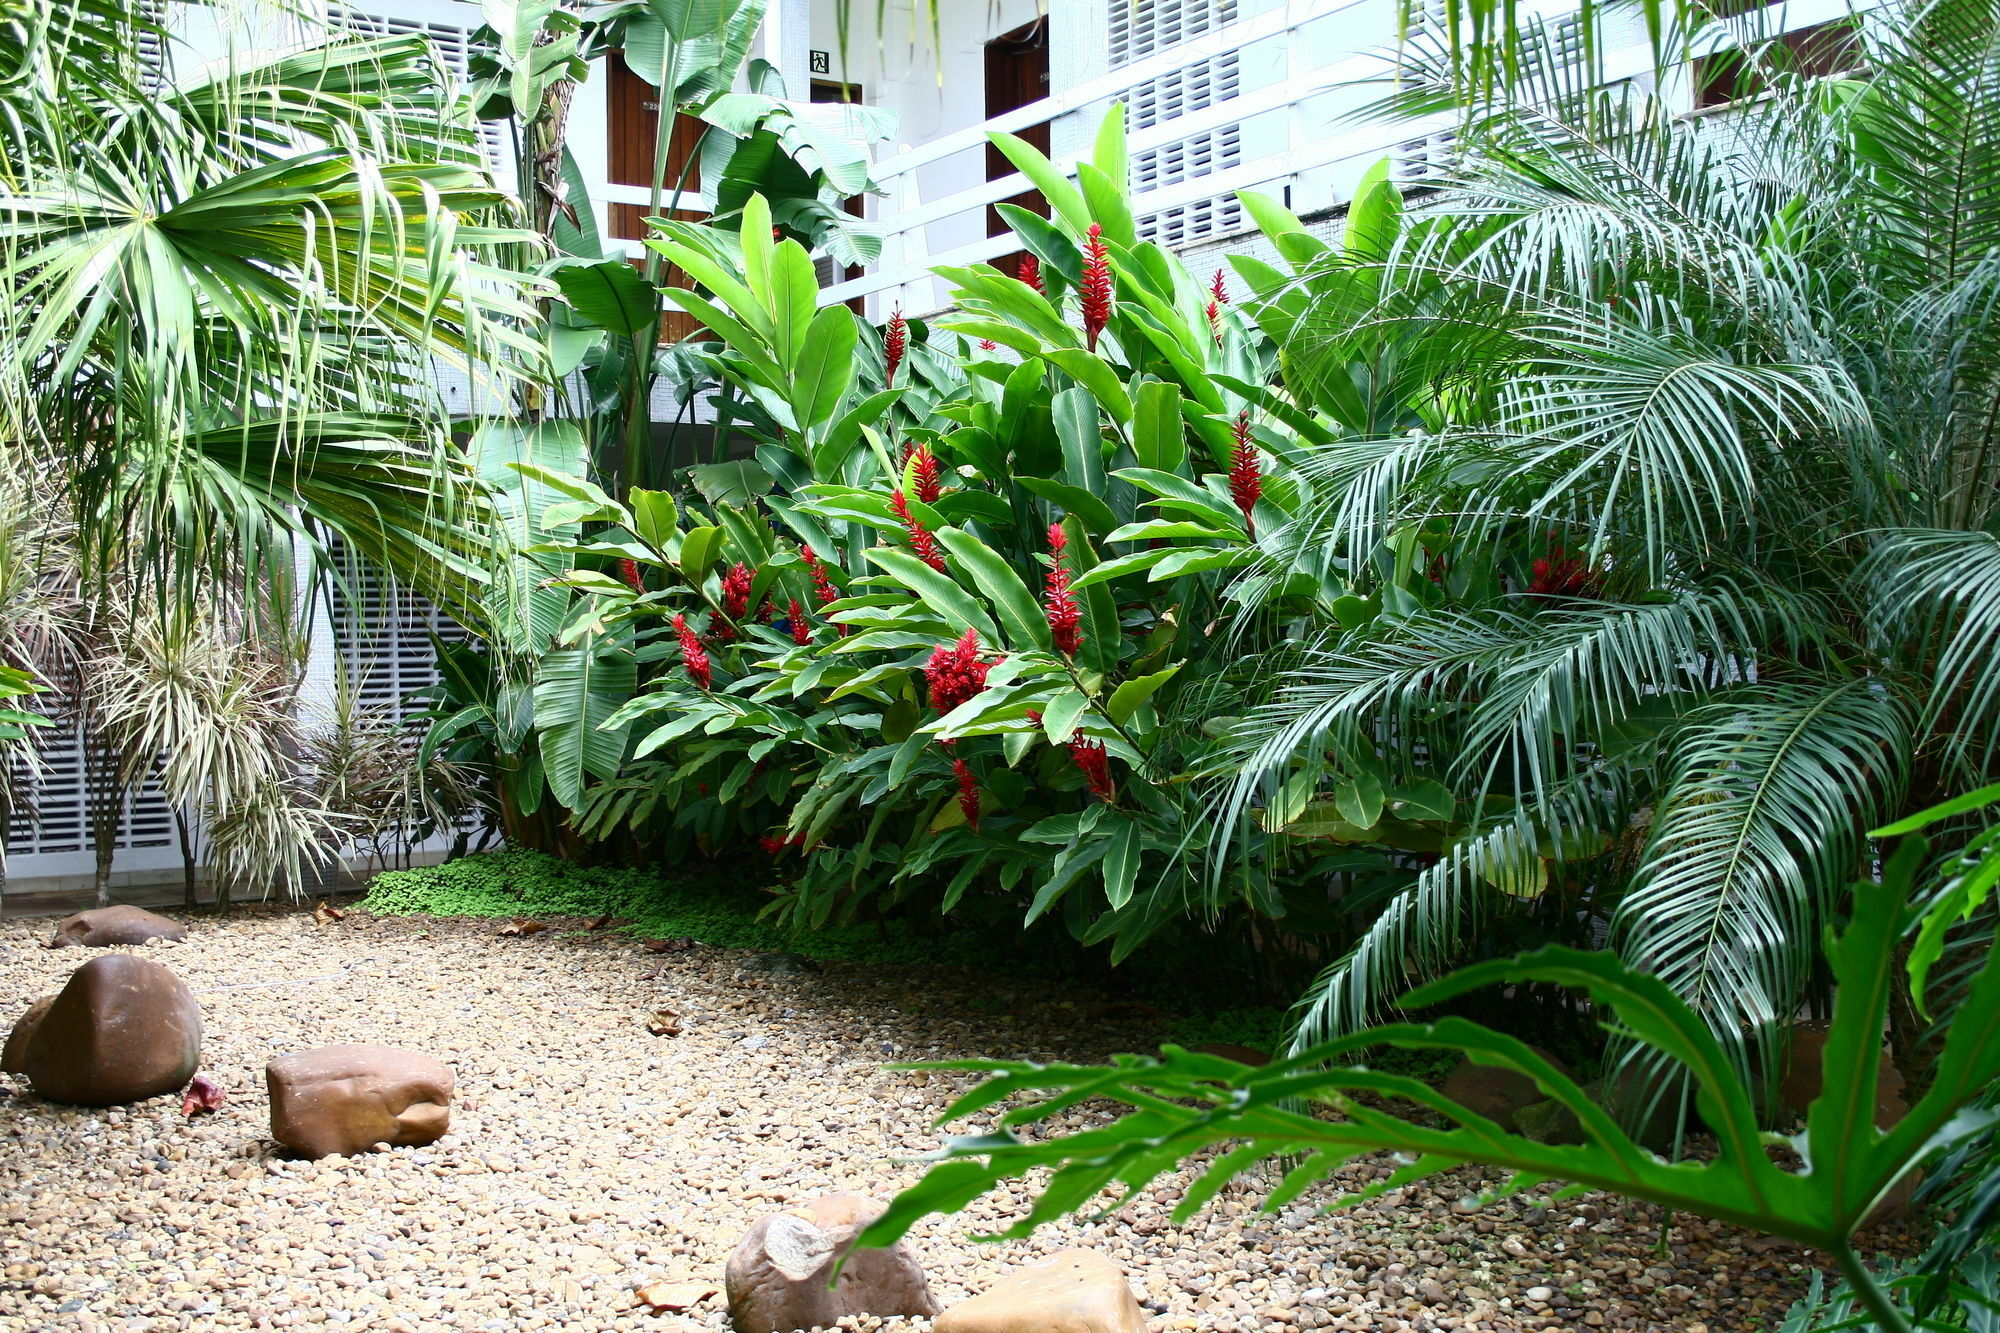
[908,444,944,505]
[1206,268,1229,343]
[978,338,998,351]
[1080,223,1113,352]
[673,613,712,690]
[721,561,753,620]
[884,305,907,385]
[1017,252,1045,294]
[1044,522,1081,657]
[787,598,811,646]
[1228,409,1262,538]
[801,544,847,637]
[891,488,947,573]
[925,628,990,715]
[618,558,644,592]
[759,831,807,856]
[1068,735,1116,802]
[951,756,981,831]
[1528,536,1604,599]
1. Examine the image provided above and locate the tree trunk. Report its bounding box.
[175,807,197,908]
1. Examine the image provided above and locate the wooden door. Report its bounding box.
[984,17,1050,276]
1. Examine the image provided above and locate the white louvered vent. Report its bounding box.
[1126,50,1241,130]
[326,6,509,174]
[1392,127,1460,185]
[6,721,176,857]
[1517,13,1586,83]
[135,0,168,92]
[1137,194,1245,248]
[331,561,465,719]
[1134,124,1242,188]
[1108,0,1240,66]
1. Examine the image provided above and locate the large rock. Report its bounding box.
[47,905,187,949]
[935,1249,1147,1333]
[724,1193,938,1333]
[266,1045,454,1159]
[1439,1047,1572,1130]
[1780,1020,1908,1127]
[1,996,53,1074]
[12,955,201,1105]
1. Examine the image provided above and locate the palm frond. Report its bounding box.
[1613,678,1916,1082]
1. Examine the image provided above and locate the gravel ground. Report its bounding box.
[0,905,1872,1333]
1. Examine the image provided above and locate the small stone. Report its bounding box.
[1525,1286,1555,1303]
[1502,1237,1531,1260]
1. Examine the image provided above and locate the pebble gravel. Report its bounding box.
[0,905,1871,1332]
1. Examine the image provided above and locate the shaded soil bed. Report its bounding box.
[1,906,1871,1332]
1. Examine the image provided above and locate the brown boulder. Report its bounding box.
[266,1045,454,1159]
[1780,1020,1907,1127]
[936,1249,1147,1333]
[2,996,53,1074]
[16,955,202,1105]
[1439,1047,1572,1130]
[724,1193,938,1333]
[48,905,187,949]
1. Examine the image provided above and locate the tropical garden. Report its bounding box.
[4,0,2000,1328]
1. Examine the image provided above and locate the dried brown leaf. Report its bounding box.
[640,936,694,954]
[498,918,548,938]
[181,1074,225,1116]
[646,1009,684,1037]
[587,912,616,931]
[312,902,345,926]
[635,1281,716,1311]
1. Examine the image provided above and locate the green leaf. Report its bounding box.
[688,460,773,505]
[865,547,1001,641]
[1334,773,1386,829]
[550,259,657,336]
[1103,819,1141,911]
[1015,478,1118,536]
[1042,689,1088,744]
[1132,380,1187,473]
[936,528,1052,652]
[533,642,635,809]
[1042,351,1133,422]
[1106,665,1179,724]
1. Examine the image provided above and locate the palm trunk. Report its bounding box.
[174,806,197,908]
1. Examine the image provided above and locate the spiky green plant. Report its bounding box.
[1201,0,2000,1097]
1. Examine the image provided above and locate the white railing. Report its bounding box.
[822,0,1431,314]
[821,0,1864,316]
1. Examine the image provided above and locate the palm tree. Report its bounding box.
[0,0,544,616]
[1217,0,2000,1093]
[0,0,546,901]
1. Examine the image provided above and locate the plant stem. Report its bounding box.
[1831,1245,1913,1333]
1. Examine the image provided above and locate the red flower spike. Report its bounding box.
[759,831,806,857]
[909,445,944,505]
[801,544,848,637]
[787,598,812,646]
[1228,409,1262,539]
[1206,269,1229,344]
[1017,253,1045,294]
[618,558,644,592]
[673,613,712,690]
[978,338,998,351]
[884,305,907,385]
[181,1074,224,1117]
[951,756,981,831]
[1211,269,1230,306]
[756,596,776,624]
[925,628,990,715]
[1080,223,1113,352]
[1528,536,1604,600]
[1068,736,1116,802]
[1043,521,1081,658]
[720,561,753,619]
[891,488,947,573]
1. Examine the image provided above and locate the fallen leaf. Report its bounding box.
[312,902,345,926]
[635,1281,716,1311]
[641,936,694,954]
[646,1009,684,1037]
[498,918,548,937]
[181,1074,225,1117]
[587,912,616,931]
